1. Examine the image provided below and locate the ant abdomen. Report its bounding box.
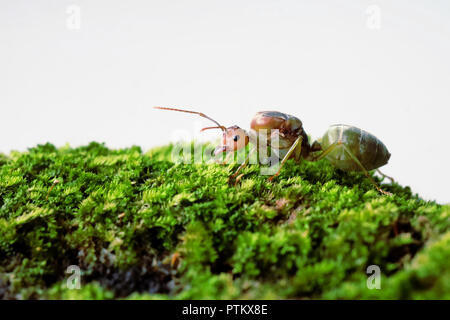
[320,124,391,172]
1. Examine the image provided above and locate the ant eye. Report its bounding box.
[233,135,240,142]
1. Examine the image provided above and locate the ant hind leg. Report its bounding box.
[376,169,395,183]
[342,145,393,196]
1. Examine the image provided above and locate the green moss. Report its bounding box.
[0,142,449,299]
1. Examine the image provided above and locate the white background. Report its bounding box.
[1,0,449,203]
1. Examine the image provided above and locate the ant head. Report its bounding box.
[153,107,249,156]
[214,125,249,156]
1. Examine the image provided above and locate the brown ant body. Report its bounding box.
[155,107,393,195]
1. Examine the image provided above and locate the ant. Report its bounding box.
[155,107,393,195]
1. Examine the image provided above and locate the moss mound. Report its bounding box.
[0,142,449,299]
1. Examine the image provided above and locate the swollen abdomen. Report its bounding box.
[321,124,390,172]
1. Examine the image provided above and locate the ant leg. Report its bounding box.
[308,142,339,162]
[234,173,246,185]
[341,145,392,196]
[216,149,235,165]
[228,147,255,184]
[307,141,392,195]
[376,169,395,183]
[46,179,60,200]
[224,151,234,164]
[268,136,303,182]
[294,137,303,162]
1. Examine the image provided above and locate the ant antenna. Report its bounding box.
[154,107,227,132]
[200,126,224,132]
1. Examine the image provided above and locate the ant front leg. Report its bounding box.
[267,136,303,182]
[228,147,256,185]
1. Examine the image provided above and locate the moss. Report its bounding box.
[0,142,449,299]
